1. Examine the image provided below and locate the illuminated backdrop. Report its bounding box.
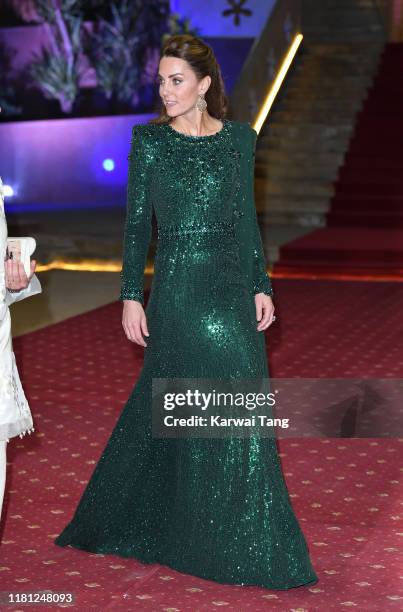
[1,114,154,211]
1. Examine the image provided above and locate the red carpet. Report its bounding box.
[2,280,403,610]
[273,42,403,278]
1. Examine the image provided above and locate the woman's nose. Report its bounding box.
[161,83,172,97]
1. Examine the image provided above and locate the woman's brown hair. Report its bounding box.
[149,34,228,125]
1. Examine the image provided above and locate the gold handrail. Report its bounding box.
[253,33,303,134]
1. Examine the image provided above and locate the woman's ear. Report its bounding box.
[201,75,211,94]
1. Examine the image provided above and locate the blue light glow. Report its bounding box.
[3,185,14,197]
[103,158,115,172]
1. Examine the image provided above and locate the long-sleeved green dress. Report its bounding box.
[54,118,319,590]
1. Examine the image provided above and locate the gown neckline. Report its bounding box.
[166,118,229,140]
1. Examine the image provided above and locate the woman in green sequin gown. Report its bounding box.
[55,43,318,591]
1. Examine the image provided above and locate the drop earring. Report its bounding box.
[196,93,207,113]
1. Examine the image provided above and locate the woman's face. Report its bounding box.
[158,56,210,118]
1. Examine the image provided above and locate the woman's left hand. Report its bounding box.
[255,293,275,331]
[5,259,36,291]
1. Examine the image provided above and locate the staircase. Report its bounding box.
[255,0,386,266]
[272,41,403,277]
[328,43,403,230]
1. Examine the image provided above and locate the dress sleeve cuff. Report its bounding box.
[119,278,144,304]
[253,275,274,298]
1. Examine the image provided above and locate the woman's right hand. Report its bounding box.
[122,300,150,347]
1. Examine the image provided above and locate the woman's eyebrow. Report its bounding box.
[157,72,184,78]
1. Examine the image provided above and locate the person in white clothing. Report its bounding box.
[0,176,42,521]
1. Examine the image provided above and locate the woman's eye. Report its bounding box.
[157,78,182,85]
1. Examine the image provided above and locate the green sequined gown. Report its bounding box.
[54,119,318,590]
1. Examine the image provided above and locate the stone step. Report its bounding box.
[270,110,361,123]
[258,203,327,219]
[303,13,383,27]
[290,72,375,82]
[265,246,279,264]
[297,47,382,59]
[257,207,327,228]
[300,49,380,59]
[302,50,382,58]
[255,192,331,212]
[303,23,383,31]
[291,64,376,75]
[259,216,325,231]
[306,6,382,15]
[275,104,364,116]
[290,70,375,81]
[257,222,318,245]
[304,1,380,11]
[304,31,384,42]
[256,198,330,215]
[265,123,354,138]
[275,85,368,99]
[256,149,345,166]
[291,71,376,81]
[255,163,339,182]
[277,90,369,102]
[256,155,344,170]
[272,100,364,113]
[296,53,381,64]
[302,42,383,53]
[293,64,380,75]
[285,82,373,94]
[272,100,363,113]
[260,132,352,146]
[260,136,352,152]
[251,12,383,232]
[264,212,326,228]
[303,29,384,38]
[305,13,383,27]
[321,0,379,6]
[256,178,332,197]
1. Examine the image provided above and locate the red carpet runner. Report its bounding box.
[1,280,402,610]
[273,42,403,279]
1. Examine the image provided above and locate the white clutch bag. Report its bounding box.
[6,237,37,276]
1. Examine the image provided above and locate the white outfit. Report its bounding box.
[0,177,41,519]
